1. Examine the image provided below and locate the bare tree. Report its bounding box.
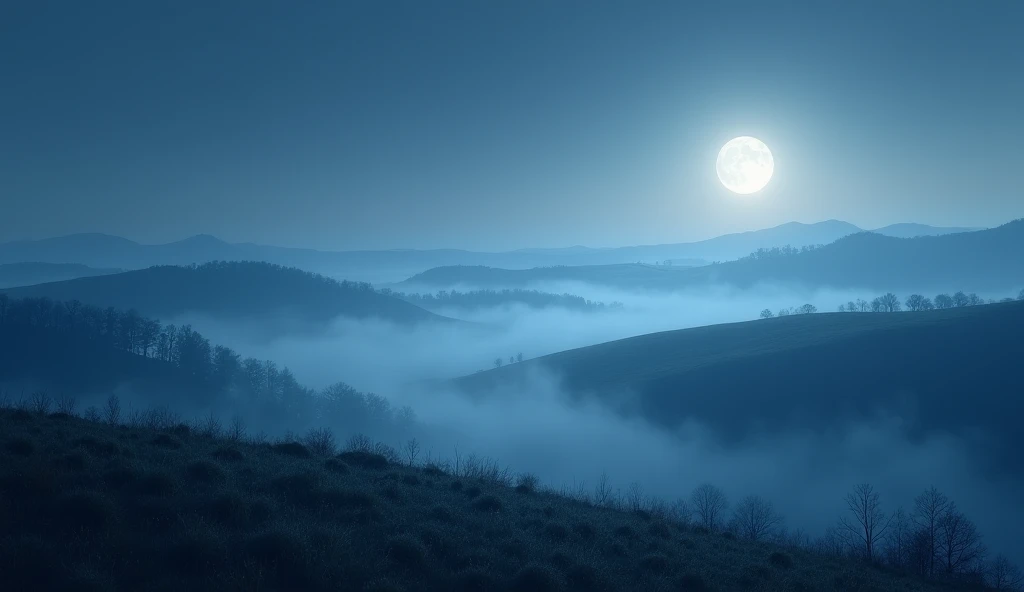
[691,483,729,531]
[404,438,420,466]
[731,495,783,541]
[1018,288,1024,302]
[516,352,524,363]
[798,303,817,314]
[856,298,869,312]
[912,486,949,577]
[493,357,503,368]
[878,293,901,312]
[593,471,613,507]
[760,308,774,319]
[104,394,121,425]
[937,503,986,576]
[905,294,934,312]
[627,482,645,512]
[884,507,914,569]
[952,291,970,307]
[989,555,1024,590]
[934,293,954,309]
[839,483,892,562]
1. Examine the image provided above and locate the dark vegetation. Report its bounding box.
[2,406,1016,591]
[0,260,446,325]
[0,294,414,439]
[0,262,120,289]
[456,300,1024,473]
[404,221,1024,293]
[383,287,623,313]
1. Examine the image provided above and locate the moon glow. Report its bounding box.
[716,136,774,194]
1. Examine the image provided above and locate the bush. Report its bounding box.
[271,441,310,458]
[647,521,672,539]
[302,427,336,456]
[386,535,426,571]
[211,446,244,462]
[337,450,389,469]
[150,434,181,449]
[471,495,502,513]
[515,472,539,494]
[324,458,350,474]
[768,551,793,569]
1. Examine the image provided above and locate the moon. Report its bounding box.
[716,136,774,194]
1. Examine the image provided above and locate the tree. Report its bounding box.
[731,495,783,541]
[1018,289,1024,301]
[884,507,914,569]
[905,294,933,312]
[856,298,869,312]
[934,293,954,309]
[760,309,775,319]
[691,483,728,532]
[937,503,986,576]
[968,293,983,306]
[777,308,791,317]
[988,555,1023,590]
[839,483,892,562]
[912,486,949,577]
[798,303,817,314]
[953,291,970,307]
[493,357,504,368]
[509,356,515,365]
[516,352,524,363]
[877,293,901,312]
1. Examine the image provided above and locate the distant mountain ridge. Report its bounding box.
[404,220,1022,294]
[0,262,120,289]
[0,221,984,282]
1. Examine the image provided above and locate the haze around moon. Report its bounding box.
[716,136,774,194]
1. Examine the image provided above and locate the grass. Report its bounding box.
[0,408,987,591]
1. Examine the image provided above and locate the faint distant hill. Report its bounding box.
[0,262,120,289]
[870,223,981,238]
[455,300,1024,472]
[406,221,1024,294]
[0,261,447,325]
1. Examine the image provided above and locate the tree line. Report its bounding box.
[0,294,414,438]
[380,287,622,312]
[837,289,1023,314]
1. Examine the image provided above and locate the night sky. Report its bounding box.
[2,1,1022,250]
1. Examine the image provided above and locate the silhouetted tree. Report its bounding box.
[1018,288,1024,301]
[968,293,983,306]
[731,495,783,541]
[493,357,503,368]
[856,298,869,312]
[905,294,933,312]
[953,291,971,307]
[691,483,728,532]
[884,507,914,569]
[937,503,986,577]
[760,309,774,319]
[912,486,949,577]
[988,555,1024,590]
[934,293,954,309]
[839,483,892,562]
[798,303,817,314]
[877,293,901,312]
[516,352,523,363]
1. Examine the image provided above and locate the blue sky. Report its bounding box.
[2,1,1022,250]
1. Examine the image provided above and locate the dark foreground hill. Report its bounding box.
[0,408,985,592]
[455,301,1024,472]
[407,221,1024,293]
[0,262,120,289]
[0,261,447,325]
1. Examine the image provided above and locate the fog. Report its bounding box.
[164,281,1024,564]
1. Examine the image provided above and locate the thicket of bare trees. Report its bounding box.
[833,290,1017,315]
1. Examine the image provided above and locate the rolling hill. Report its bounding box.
[454,301,1024,471]
[0,262,120,289]
[406,221,1024,294]
[0,261,447,325]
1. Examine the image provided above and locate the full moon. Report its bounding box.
[716,136,774,194]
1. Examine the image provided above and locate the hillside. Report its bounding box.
[0,261,447,325]
[409,221,1024,293]
[455,301,1024,471]
[0,407,988,592]
[0,262,120,289]
[870,223,981,239]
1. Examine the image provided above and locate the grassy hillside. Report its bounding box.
[455,301,1024,471]
[0,262,120,289]
[405,221,1024,293]
[1,261,447,325]
[0,408,984,592]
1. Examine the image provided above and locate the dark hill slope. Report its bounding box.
[0,408,986,592]
[1,261,446,324]
[455,302,1024,470]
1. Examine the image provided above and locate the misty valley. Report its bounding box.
[2,222,1023,592]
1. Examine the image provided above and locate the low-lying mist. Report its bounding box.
[156,281,1021,564]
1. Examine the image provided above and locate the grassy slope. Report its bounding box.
[454,302,1024,457]
[1,262,447,325]
[0,409,977,592]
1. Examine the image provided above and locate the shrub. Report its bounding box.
[422,463,447,476]
[337,450,389,469]
[515,472,539,494]
[471,495,502,513]
[302,427,336,456]
[184,461,224,484]
[511,564,561,592]
[768,551,793,569]
[464,485,482,499]
[211,446,244,462]
[271,441,311,458]
[150,434,182,449]
[572,522,597,539]
[386,535,426,571]
[324,458,350,474]
[401,474,420,486]
[647,521,672,539]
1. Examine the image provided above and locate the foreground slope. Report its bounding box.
[0,261,446,325]
[455,302,1024,469]
[0,409,979,592]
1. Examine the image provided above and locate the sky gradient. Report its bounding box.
[2,1,1022,250]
